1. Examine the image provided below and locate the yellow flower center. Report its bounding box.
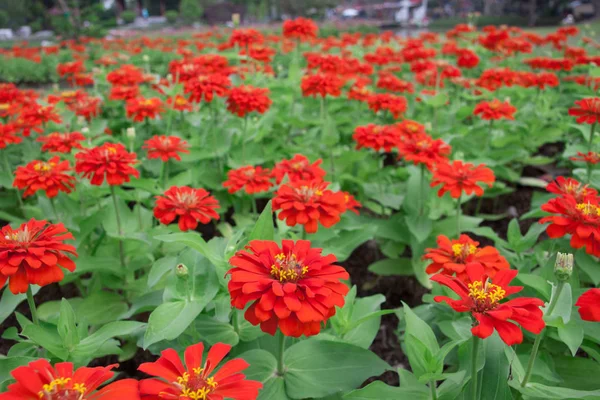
[577,202,600,216]
[33,161,55,172]
[452,243,477,259]
[174,368,218,400]
[38,377,86,400]
[61,91,77,98]
[270,252,308,282]
[0,103,9,110]
[468,280,506,311]
[175,97,187,106]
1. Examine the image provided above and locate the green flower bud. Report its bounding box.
[175,263,189,278]
[554,252,573,281]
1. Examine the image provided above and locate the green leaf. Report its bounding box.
[506,218,522,248]
[479,333,512,400]
[144,301,203,348]
[402,302,439,352]
[558,319,584,356]
[575,250,600,286]
[545,283,572,326]
[340,294,386,349]
[22,324,69,360]
[238,349,277,382]
[0,287,39,325]
[405,215,433,243]
[155,232,224,269]
[343,381,429,399]
[58,299,79,349]
[317,227,376,262]
[194,315,239,346]
[77,292,127,325]
[515,274,551,300]
[259,377,290,400]
[368,258,412,276]
[72,321,144,359]
[248,200,274,241]
[148,256,177,288]
[284,340,389,399]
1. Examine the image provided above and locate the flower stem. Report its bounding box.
[521,280,564,387]
[50,197,60,221]
[26,286,39,325]
[457,193,463,236]
[109,185,126,270]
[419,164,426,216]
[587,122,596,153]
[251,196,258,215]
[430,379,438,400]
[277,332,287,376]
[471,336,480,400]
[242,115,248,164]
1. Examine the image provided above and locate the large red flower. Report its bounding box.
[184,74,231,103]
[126,97,164,122]
[283,17,318,41]
[367,93,408,119]
[424,234,509,281]
[75,143,139,186]
[301,73,343,98]
[546,176,597,202]
[13,156,76,198]
[154,186,220,231]
[0,219,77,294]
[37,132,85,154]
[223,166,273,194]
[473,99,517,120]
[229,28,264,48]
[106,64,144,86]
[272,180,346,233]
[575,288,600,322]
[396,119,426,138]
[568,97,600,124]
[226,86,272,117]
[353,124,401,152]
[397,133,451,169]
[431,263,545,345]
[227,240,349,337]
[272,154,326,184]
[143,135,189,162]
[0,360,138,400]
[431,160,495,198]
[139,342,262,400]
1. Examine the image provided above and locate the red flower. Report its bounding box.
[184,74,231,103]
[348,85,372,102]
[75,142,139,186]
[301,73,343,98]
[376,73,414,93]
[457,49,480,68]
[424,234,509,280]
[139,342,262,400]
[367,93,408,119]
[126,97,164,122]
[109,85,140,101]
[106,64,144,86]
[396,119,426,138]
[69,95,102,121]
[247,45,276,63]
[570,151,600,165]
[540,194,600,257]
[353,124,401,152]
[227,240,349,337]
[569,97,600,124]
[283,17,318,41]
[431,160,495,198]
[272,154,326,184]
[57,60,85,77]
[0,123,21,148]
[17,104,62,136]
[397,133,451,169]
[154,186,220,231]
[473,99,517,120]
[229,29,264,48]
[223,166,273,194]
[344,192,362,215]
[272,180,346,233]
[167,94,193,112]
[575,288,600,322]
[0,219,77,294]
[143,135,189,162]
[37,131,86,154]
[431,263,545,345]
[13,156,76,198]
[226,86,272,117]
[0,360,138,400]
[546,176,597,202]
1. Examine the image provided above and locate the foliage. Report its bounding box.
[180,0,204,24]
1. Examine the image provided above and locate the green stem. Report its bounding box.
[471,336,480,400]
[109,186,126,270]
[50,197,60,221]
[277,332,286,376]
[457,193,463,236]
[521,280,565,387]
[419,164,426,216]
[588,122,596,153]
[163,161,170,189]
[251,196,258,215]
[26,286,39,325]
[430,379,438,400]
[242,115,248,164]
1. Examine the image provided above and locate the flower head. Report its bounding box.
[396,119,426,138]
[125,97,164,122]
[431,263,545,345]
[367,93,408,119]
[223,166,273,194]
[546,176,597,202]
[272,180,346,233]
[283,17,318,41]
[301,73,343,98]
[272,154,326,184]
[143,135,189,162]
[75,142,139,186]
[37,132,85,154]
[229,28,264,48]
[228,240,349,337]
[0,219,77,294]
[431,160,495,199]
[154,186,220,231]
[109,85,140,101]
[353,124,401,153]
[397,133,451,169]
[167,94,193,112]
[226,86,272,117]
[570,151,600,165]
[0,360,139,400]
[575,288,600,322]
[344,192,362,215]
[184,74,231,103]
[473,99,517,120]
[13,156,76,198]
[0,123,22,148]
[106,64,145,86]
[569,97,600,124]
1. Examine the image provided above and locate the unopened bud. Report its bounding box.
[126,127,136,140]
[554,252,573,281]
[175,263,189,278]
[81,127,89,134]
[143,55,150,62]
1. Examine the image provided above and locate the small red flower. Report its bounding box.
[226,86,272,117]
[272,154,326,184]
[227,240,349,337]
[57,60,85,77]
[0,219,77,294]
[431,263,545,345]
[139,342,262,400]
[69,95,102,121]
[283,17,318,41]
[575,288,600,322]
[184,74,231,103]
[569,97,600,124]
[75,142,139,186]
[272,180,346,233]
[457,49,480,68]
[109,85,140,101]
[0,360,139,400]
[13,156,76,198]
[397,133,451,169]
[396,119,426,138]
[376,73,415,93]
[0,123,21,148]
[126,97,164,122]
[223,166,273,194]
[17,104,62,136]
[367,93,408,119]
[424,234,509,280]
[344,192,362,215]
[167,94,193,112]
[37,131,86,154]
[353,124,401,152]
[154,186,220,231]
[229,28,264,48]
[143,135,189,162]
[106,64,145,86]
[546,176,597,202]
[570,151,600,165]
[473,99,517,120]
[431,160,495,198]
[301,73,343,98]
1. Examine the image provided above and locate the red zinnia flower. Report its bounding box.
[154,186,220,231]
[431,160,495,198]
[344,192,362,215]
[301,73,343,98]
[125,97,164,122]
[0,360,139,400]
[367,93,408,119]
[396,119,426,138]
[229,28,264,48]
[37,131,86,154]
[397,133,451,169]
[167,94,193,112]
[568,97,600,124]
[424,234,510,280]
[457,49,480,68]
[109,85,140,101]
[0,123,21,148]
[223,166,273,194]
[17,104,62,136]
[143,135,189,162]
[376,73,415,93]
[575,288,600,322]
[283,17,318,41]
[226,86,272,117]
[353,124,401,152]
[431,263,545,345]
[0,219,77,294]
[75,142,139,186]
[184,74,231,103]
[227,239,349,337]
[272,180,346,233]
[106,64,144,86]
[272,154,326,184]
[570,151,600,165]
[546,176,597,202]
[138,342,262,400]
[13,156,76,198]
[473,99,517,120]
[57,60,85,77]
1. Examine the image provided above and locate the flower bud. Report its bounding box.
[81,127,89,135]
[126,127,136,140]
[554,252,573,281]
[175,263,189,278]
[143,55,150,62]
